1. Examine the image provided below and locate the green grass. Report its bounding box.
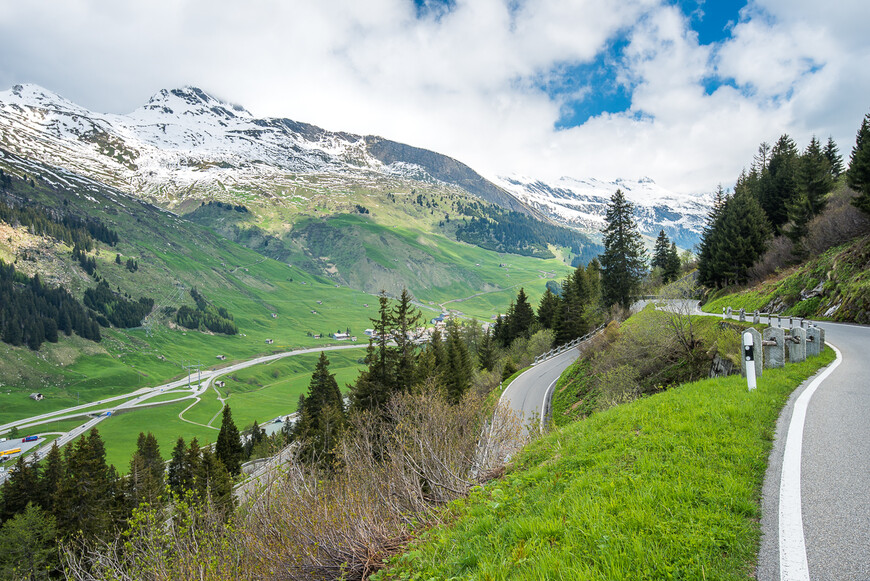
[701,235,870,324]
[377,348,835,580]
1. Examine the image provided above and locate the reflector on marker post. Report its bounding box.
[743,331,757,391]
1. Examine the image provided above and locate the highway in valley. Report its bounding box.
[0,343,366,484]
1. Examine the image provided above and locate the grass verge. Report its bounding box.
[375,347,835,580]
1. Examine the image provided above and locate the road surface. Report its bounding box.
[758,320,870,580]
[499,347,583,433]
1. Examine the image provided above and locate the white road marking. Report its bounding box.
[779,342,842,580]
[540,377,558,432]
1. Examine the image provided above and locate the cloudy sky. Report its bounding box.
[1,0,868,194]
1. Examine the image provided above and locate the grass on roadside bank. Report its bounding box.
[375,347,835,580]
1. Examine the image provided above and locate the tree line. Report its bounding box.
[174,288,238,335]
[698,111,870,288]
[0,260,101,349]
[0,402,264,577]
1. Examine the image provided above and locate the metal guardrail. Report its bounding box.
[720,307,813,329]
[533,324,606,366]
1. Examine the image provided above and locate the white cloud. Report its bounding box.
[0,0,868,195]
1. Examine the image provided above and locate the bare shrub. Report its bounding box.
[238,386,525,581]
[803,187,870,256]
[749,235,796,283]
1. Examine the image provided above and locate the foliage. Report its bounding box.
[0,259,101,349]
[0,503,58,580]
[600,189,647,308]
[83,280,154,328]
[378,348,835,580]
[215,405,244,476]
[848,112,870,215]
[174,287,237,335]
[291,351,347,467]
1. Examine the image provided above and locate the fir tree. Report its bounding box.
[215,406,243,476]
[127,432,165,510]
[443,321,472,404]
[664,242,681,283]
[599,189,647,308]
[848,112,870,215]
[1,456,38,521]
[38,443,63,515]
[759,134,800,232]
[824,136,844,178]
[796,136,833,218]
[507,287,534,342]
[536,287,559,330]
[293,351,346,466]
[392,288,422,394]
[651,229,670,271]
[167,437,191,497]
[477,327,496,371]
[196,448,233,508]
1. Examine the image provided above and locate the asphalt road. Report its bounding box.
[499,346,582,433]
[758,320,870,580]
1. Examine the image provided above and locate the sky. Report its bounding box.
[0,0,868,195]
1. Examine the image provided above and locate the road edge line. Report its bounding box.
[779,342,842,581]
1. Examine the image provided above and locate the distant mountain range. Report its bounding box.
[0,84,710,247]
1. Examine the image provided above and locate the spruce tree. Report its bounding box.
[536,287,559,330]
[392,288,422,394]
[651,229,670,271]
[215,406,243,476]
[127,432,165,510]
[0,502,58,580]
[443,321,472,404]
[167,437,190,497]
[759,134,800,232]
[196,448,233,508]
[848,113,870,215]
[507,287,535,342]
[1,456,38,521]
[824,136,844,178]
[797,136,833,217]
[39,443,63,515]
[664,242,681,283]
[599,189,647,308]
[477,327,496,371]
[293,351,346,465]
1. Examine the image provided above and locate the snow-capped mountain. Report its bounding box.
[0,84,710,247]
[0,84,528,213]
[495,175,712,249]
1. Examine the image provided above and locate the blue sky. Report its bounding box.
[0,0,868,194]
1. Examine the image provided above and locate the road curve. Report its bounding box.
[758,320,870,581]
[499,347,581,433]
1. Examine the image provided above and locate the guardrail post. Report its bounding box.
[726,306,733,320]
[818,326,825,350]
[805,326,821,357]
[789,327,806,363]
[753,312,760,325]
[739,308,746,322]
[763,327,785,369]
[741,327,763,379]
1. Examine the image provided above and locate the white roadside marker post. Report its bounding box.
[743,331,757,391]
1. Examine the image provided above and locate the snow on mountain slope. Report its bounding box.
[0,83,710,245]
[495,174,712,249]
[0,84,531,213]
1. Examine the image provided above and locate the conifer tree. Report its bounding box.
[651,229,670,271]
[392,288,422,394]
[664,242,681,283]
[196,448,233,508]
[599,189,647,308]
[477,327,496,371]
[167,437,191,498]
[349,292,396,413]
[244,420,266,459]
[53,429,119,540]
[443,321,472,403]
[759,134,800,232]
[536,287,559,330]
[824,136,844,178]
[554,264,591,345]
[293,351,346,465]
[1,456,38,521]
[0,502,58,580]
[215,406,243,476]
[127,432,165,510]
[38,443,63,515]
[848,112,870,215]
[507,287,534,342]
[797,136,833,218]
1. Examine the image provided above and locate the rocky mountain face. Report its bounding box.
[495,175,712,249]
[0,84,533,214]
[0,84,710,247]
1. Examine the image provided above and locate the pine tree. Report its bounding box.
[0,502,58,580]
[759,135,800,232]
[651,229,670,271]
[824,136,844,178]
[127,432,165,510]
[536,287,559,330]
[848,113,870,215]
[1,456,39,521]
[664,242,681,283]
[796,136,833,218]
[215,406,243,476]
[599,189,647,308]
[53,429,119,540]
[507,287,535,342]
[443,321,472,404]
[392,288,422,394]
[293,351,346,466]
[477,327,496,371]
